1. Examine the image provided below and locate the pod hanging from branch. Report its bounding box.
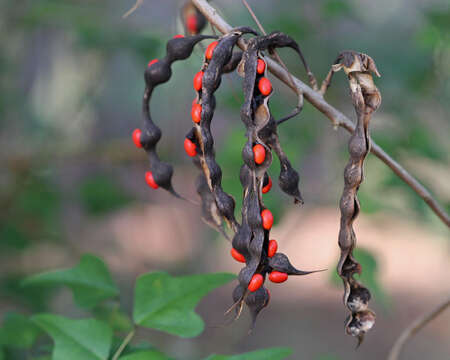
[331,51,381,346]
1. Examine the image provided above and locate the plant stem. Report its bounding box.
[112,329,135,360]
[387,298,450,360]
[191,0,450,228]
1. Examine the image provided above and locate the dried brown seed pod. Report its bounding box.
[332,50,381,345]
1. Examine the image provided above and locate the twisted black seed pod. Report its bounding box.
[140,35,215,197]
[194,27,257,233]
[332,51,381,345]
[231,33,321,326]
[241,31,316,204]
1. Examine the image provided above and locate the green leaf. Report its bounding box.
[119,350,173,360]
[22,254,119,309]
[133,272,235,337]
[79,175,132,215]
[0,312,42,348]
[205,347,292,360]
[31,314,112,360]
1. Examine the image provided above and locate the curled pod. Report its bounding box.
[140,35,214,197]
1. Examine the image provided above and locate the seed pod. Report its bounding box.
[331,51,381,344]
[268,253,320,276]
[140,34,215,197]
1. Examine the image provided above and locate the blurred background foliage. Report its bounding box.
[0,0,449,359]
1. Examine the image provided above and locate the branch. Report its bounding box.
[387,298,450,360]
[191,0,450,228]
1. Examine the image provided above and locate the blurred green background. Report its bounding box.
[0,0,449,359]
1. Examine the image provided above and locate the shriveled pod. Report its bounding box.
[329,50,381,345]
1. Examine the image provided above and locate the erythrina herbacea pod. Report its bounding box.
[257,59,266,74]
[230,248,246,263]
[268,239,278,257]
[258,77,272,96]
[132,129,142,148]
[248,274,264,292]
[205,41,218,60]
[186,14,197,33]
[148,59,158,67]
[253,144,266,165]
[261,209,274,230]
[184,138,197,157]
[145,171,159,189]
[262,176,272,193]
[191,103,202,123]
[269,271,288,283]
[193,71,203,91]
[173,34,184,39]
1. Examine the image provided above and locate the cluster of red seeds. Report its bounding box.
[133,28,320,328]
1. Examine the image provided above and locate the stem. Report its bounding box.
[387,298,450,360]
[191,0,450,228]
[112,329,135,360]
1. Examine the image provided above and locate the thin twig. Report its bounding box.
[191,0,450,227]
[122,0,144,19]
[387,298,450,360]
[112,329,135,360]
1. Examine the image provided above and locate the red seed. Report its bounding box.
[257,59,266,74]
[205,41,218,60]
[248,274,264,292]
[148,59,159,67]
[173,34,184,39]
[132,128,142,148]
[262,176,272,194]
[258,77,272,96]
[230,248,246,263]
[268,239,278,258]
[269,271,288,283]
[191,103,202,123]
[253,144,266,165]
[145,171,159,189]
[186,14,198,33]
[193,71,203,91]
[261,209,273,230]
[184,138,197,157]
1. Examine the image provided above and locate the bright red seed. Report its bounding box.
[248,274,264,292]
[145,171,159,189]
[257,59,266,74]
[186,14,198,33]
[269,271,288,283]
[193,71,203,91]
[261,209,274,230]
[173,34,184,39]
[268,239,278,258]
[148,59,159,67]
[230,248,246,263]
[258,77,272,96]
[253,144,266,165]
[184,138,197,157]
[205,41,218,60]
[132,128,142,148]
[262,176,272,193]
[191,103,202,123]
